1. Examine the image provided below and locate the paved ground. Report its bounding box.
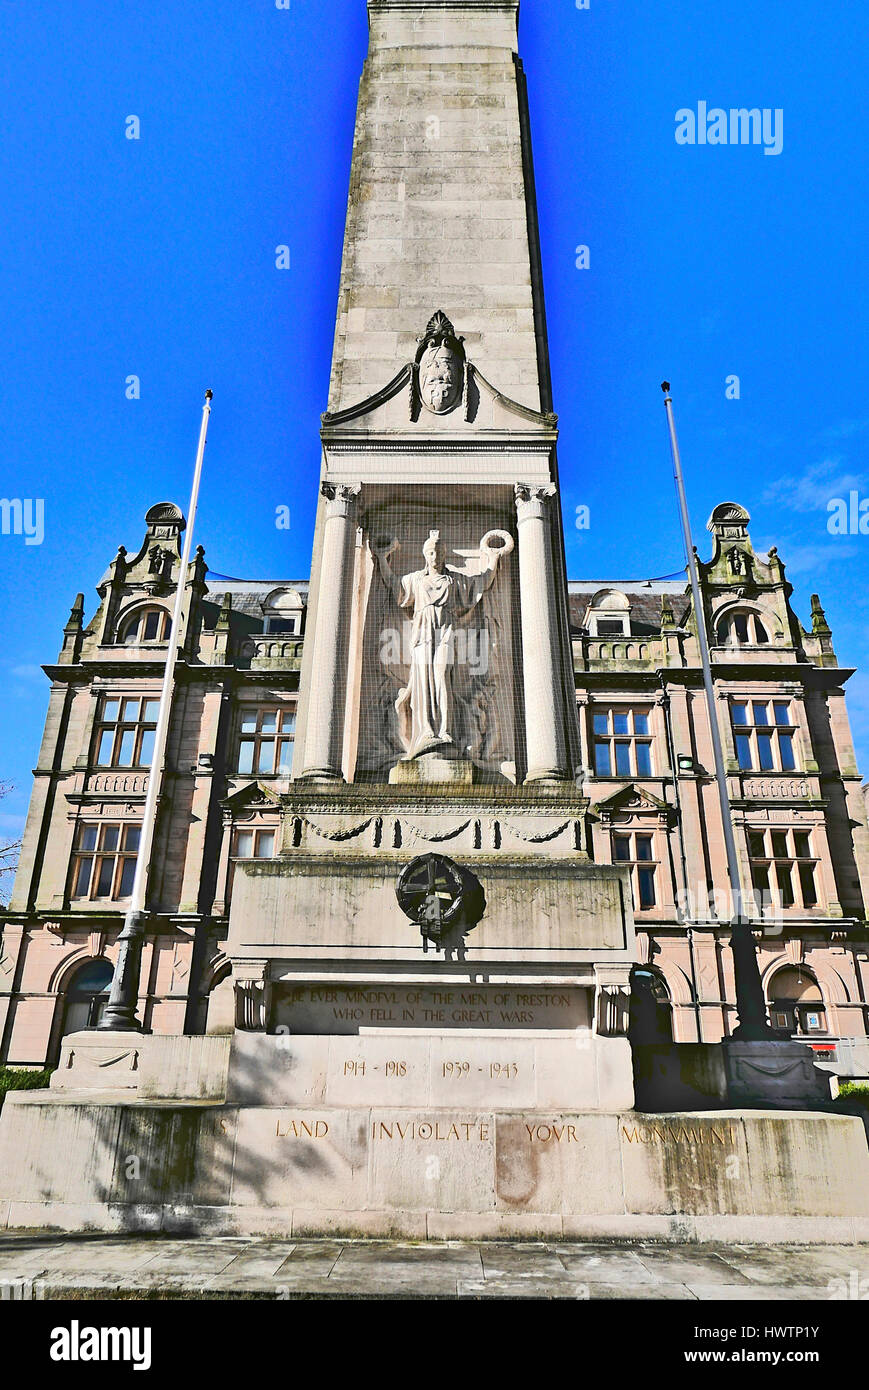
[1,1234,868,1299]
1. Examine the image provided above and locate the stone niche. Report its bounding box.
[352,483,521,783]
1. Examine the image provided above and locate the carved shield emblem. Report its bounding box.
[416,310,465,414]
[418,341,462,413]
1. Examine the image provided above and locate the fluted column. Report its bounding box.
[300,482,360,780]
[514,483,568,782]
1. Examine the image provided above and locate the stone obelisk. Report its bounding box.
[295,0,579,785]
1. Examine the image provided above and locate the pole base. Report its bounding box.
[97,1008,144,1032]
[722,1038,837,1108]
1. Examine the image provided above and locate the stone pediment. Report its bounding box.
[595,785,676,823]
[320,360,557,439]
[221,781,283,815]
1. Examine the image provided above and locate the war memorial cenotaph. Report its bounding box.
[1,0,868,1241]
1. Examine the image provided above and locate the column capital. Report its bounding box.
[514,481,556,519]
[321,481,361,518]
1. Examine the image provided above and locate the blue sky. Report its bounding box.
[1,0,867,842]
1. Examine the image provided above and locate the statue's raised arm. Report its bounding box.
[474,529,514,599]
[371,535,402,606]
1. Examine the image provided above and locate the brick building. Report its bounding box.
[2,0,868,1077]
[2,495,868,1071]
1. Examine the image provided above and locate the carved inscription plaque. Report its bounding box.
[271,983,588,1035]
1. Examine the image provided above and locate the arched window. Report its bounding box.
[61,959,114,1036]
[119,607,172,645]
[716,610,770,646]
[629,967,673,1044]
[767,966,826,1035]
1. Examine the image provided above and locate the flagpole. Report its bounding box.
[100,390,213,1031]
[660,382,774,1041]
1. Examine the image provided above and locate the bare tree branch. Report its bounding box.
[0,781,22,907]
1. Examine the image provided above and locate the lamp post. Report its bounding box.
[99,391,213,1031]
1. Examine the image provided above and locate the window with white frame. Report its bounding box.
[232,827,276,859]
[731,700,798,772]
[748,827,819,912]
[586,589,631,637]
[237,707,295,775]
[93,695,159,768]
[118,607,172,645]
[612,831,657,909]
[261,588,305,635]
[71,823,140,900]
[716,610,770,646]
[592,707,654,776]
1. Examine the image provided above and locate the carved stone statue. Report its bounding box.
[728,546,748,577]
[374,528,513,760]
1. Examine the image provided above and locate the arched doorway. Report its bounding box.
[61,959,114,1036]
[629,967,673,1045]
[767,966,827,1036]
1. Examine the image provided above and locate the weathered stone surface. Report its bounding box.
[225,1031,632,1111]
[3,1094,868,1240]
[328,1,543,415]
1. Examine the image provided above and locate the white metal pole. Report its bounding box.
[100,390,213,1030]
[661,382,773,1039]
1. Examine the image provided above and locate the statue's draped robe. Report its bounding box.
[395,565,490,758]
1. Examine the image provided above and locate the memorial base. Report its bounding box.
[1,1089,867,1242]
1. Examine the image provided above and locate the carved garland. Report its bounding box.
[500,819,574,843]
[402,818,475,844]
[302,816,376,842]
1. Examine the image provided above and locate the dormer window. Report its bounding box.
[586,588,631,637]
[261,588,305,636]
[119,606,172,645]
[716,610,769,646]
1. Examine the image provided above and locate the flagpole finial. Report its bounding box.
[205,389,213,401]
[661,381,671,394]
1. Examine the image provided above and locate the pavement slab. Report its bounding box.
[0,1235,867,1299]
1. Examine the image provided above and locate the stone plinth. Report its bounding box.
[51,1030,144,1092]
[388,754,474,787]
[2,1092,868,1243]
[723,1039,838,1108]
[225,1030,634,1112]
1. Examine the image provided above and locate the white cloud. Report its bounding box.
[819,419,869,443]
[753,535,854,577]
[762,457,866,513]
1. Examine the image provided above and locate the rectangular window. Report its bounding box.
[748,827,819,914]
[779,733,796,771]
[71,822,140,901]
[730,699,801,772]
[591,707,654,778]
[233,827,277,860]
[635,742,652,776]
[236,706,296,777]
[612,832,658,911]
[92,695,159,769]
